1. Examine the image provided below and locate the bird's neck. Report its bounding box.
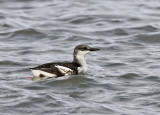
[73,54,87,71]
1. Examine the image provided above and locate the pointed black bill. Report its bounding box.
[89,47,100,51]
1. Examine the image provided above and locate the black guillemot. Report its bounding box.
[30,45,100,80]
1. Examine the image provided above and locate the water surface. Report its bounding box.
[0,0,160,114]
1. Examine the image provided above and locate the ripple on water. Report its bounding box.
[131,25,158,32]
[69,16,96,25]
[144,76,160,82]
[9,28,46,40]
[42,75,95,89]
[0,60,25,66]
[112,94,134,103]
[67,35,92,41]
[134,33,160,43]
[92,28,128,36]
[103,62,126,67]
[107,28,129,36]
[27,75,125,92]
[119,73,140,80]
[1,0,160,114]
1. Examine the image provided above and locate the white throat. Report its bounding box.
[74,53,88,73]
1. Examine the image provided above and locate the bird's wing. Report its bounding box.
[54,65,74,77]
[31,63,75,77]
[39,65,74,77]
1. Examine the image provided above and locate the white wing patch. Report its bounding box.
[31,65,74,80]
[55,65,73,75]
[31,69,57,78]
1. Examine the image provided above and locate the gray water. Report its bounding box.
[0,0,160,114]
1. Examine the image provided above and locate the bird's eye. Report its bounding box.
[81,47,87,51]
[81,48,85,51]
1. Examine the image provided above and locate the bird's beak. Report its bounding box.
[89,47,100,51]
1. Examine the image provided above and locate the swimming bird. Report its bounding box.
[30,45,100,80]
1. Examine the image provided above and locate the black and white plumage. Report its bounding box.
[30,45,100,79]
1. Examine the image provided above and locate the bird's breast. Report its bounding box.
[78,66,87,74]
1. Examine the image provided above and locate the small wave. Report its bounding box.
[148,65,160,69]
[119,73,140,80]
[93,28,128,36]
[9,28,45,40]
[107,45,122,51]
[67,35,92,41]
[112,95,134,102]
[108,28,129,36]
[139,90,160,97]
[103,62,126,67]
[30,75,102,89]
[58,14,125,25]
[0,60,25,66]
[130,25,158,32]
[57,15,94,23]
[82,106,117,114]
[134,33,160,43]
[40,75,92,88]
[0,15,5,19]
[69,16,95,24]
[128,17,141,21]
[144,76,160,82]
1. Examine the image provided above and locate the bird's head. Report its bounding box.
[74,45,100,56]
